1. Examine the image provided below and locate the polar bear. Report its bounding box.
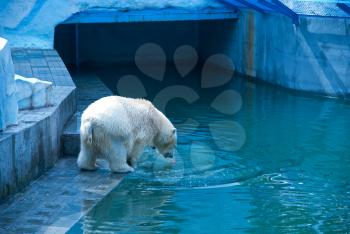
[77,96,177,173]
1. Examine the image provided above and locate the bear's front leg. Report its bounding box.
[104,140,134,173]
[127,142,144,168]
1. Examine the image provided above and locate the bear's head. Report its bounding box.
[153,110,177,159]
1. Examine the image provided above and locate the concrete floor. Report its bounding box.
[0,64,119,234]
[0,158,123,234]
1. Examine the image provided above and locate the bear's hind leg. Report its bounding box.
[104,140,134,173]
[77,141,97,171]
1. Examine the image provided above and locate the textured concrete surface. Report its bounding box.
[72,71,113,113]
[0,49,76,200]
[0,157,123,234]
[11,49,75,87]
[62,71,113,156]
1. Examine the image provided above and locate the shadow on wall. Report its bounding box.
[298,19,350,96]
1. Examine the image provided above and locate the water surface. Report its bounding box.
[68,65,350,233]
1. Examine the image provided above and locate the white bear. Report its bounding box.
[77,96,177,173]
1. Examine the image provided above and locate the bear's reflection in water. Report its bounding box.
[82,182,182,233]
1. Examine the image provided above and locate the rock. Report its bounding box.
[0,37,17,130]
[15,74,53,110]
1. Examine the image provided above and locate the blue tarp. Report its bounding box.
[220,0,350,24]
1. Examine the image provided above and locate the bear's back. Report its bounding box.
[81,96,156,138]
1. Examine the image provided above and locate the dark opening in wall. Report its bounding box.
[54,20,236,68]
[54,20,237,102]
[54,21,199,67]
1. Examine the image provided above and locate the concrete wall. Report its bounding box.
[0,48,76,201]
[0,37,17,130]
[55,12,350,97]
[199,11,350,97]
[0,87,76,201]
[54,21,199,66]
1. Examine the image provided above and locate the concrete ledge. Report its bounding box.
[0,158,123,233]
[0,48,76,201]
[0,86,76,201]
[62,114,81,156]
[62,7,238,24]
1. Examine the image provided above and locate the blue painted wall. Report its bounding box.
[199,11,350,97]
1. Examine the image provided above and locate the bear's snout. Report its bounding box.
[163,152,174,158]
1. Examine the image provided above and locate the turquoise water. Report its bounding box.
[68,65,350,233]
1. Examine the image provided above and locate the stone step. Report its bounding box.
[62,113,81,156]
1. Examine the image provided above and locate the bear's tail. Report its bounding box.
[81,120,93,144]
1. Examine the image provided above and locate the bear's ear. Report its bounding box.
[172,128,176,134]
